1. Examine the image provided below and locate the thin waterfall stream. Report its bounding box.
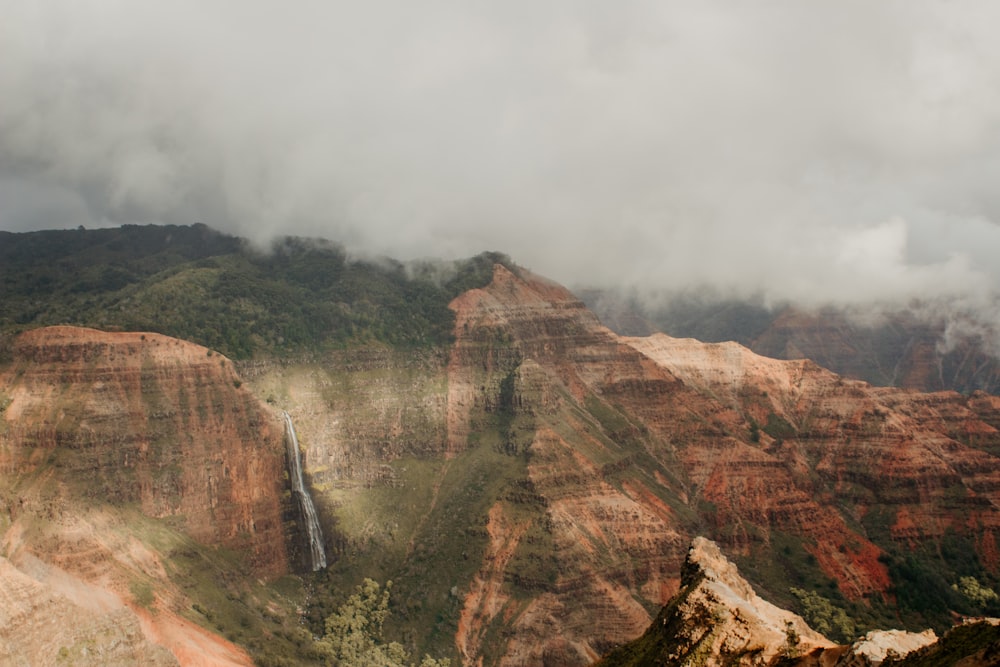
[282,411,327,571]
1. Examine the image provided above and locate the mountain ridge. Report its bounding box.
[2,225,1000,664]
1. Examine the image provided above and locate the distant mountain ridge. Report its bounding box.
[581,289,1000,395]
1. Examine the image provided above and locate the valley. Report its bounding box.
[1,226,1000,665]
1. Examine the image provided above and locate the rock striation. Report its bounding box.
[242,262,1000,665]
[0,326,291,664]
[11,266,1000,665]
[596,538,949,667]
[1,326,289,574]
[625,333,1000,578]
[437,265,1000,664]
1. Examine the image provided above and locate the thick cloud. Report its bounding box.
[2,0,1000,309]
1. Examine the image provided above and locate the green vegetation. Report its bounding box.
[303,414,538,661]
[315,579,450,667]
[790,587,856,642]
[871,531,1000,632]
[129,579,155,609]
[0,225,510,358]
[782,621,801,659]
[734,532,902,640]
[762,412,796,441]
[954,576,999,607]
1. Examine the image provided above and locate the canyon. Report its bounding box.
[244,263,1000,664]
[2,253,1000,664]
[0,326,293,665]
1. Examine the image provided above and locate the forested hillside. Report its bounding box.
[0,224,504,359]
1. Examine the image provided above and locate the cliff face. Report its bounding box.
[0,326,291,665]
[625,334,1000,579]
[598,536,836,666]
[122,261,1000,666]
[597,537,949,667]
[1,326,288,573]
[438,265,1000,664]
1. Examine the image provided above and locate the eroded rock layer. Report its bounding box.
[1,326,288,573]
[437,265,1000,664]
[598,536,836,666]
[0,326,290,664]
[9,263,1000,666]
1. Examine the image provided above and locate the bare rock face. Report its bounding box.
[205,263,1000,666]
[625,333,1000,579]
[0,326,288,574]
[0,326,290,665]
[849,629,938,664]
[439,265,1000,664]
[597,538,948,667]
[599,536,835,666]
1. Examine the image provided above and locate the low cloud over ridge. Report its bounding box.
[2,1,1000,313]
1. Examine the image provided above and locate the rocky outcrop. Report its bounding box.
[848,629,937,664]
[0,326,290,664]
[598,537,835,666]
[596,538,949,667]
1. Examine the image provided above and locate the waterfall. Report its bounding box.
[282,411,327,571]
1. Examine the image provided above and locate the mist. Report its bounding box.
[3,1,1000,318]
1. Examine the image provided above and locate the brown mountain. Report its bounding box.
[3,264,1000,665]
[0,326,292,664]
[253,263,1000,664]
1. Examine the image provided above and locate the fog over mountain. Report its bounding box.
[3,2,1000,319]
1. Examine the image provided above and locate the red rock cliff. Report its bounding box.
[445,265,1000,665]
[0,325,289,575]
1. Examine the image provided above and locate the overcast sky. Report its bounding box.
[3,1,1000,308]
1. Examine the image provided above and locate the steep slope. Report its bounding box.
[596,537,947,667]
[0,326,295,664]
[1,326,288,572]
[596,536,836,666]
[444,266,1000,661]
[0,555,179,666]
[443,266,885,661]
[261,262,1000,665]
[625,334,1000,578]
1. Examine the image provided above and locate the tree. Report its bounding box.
[782,621,801,658]
[954,576,999,608]
[316,579,450,667]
